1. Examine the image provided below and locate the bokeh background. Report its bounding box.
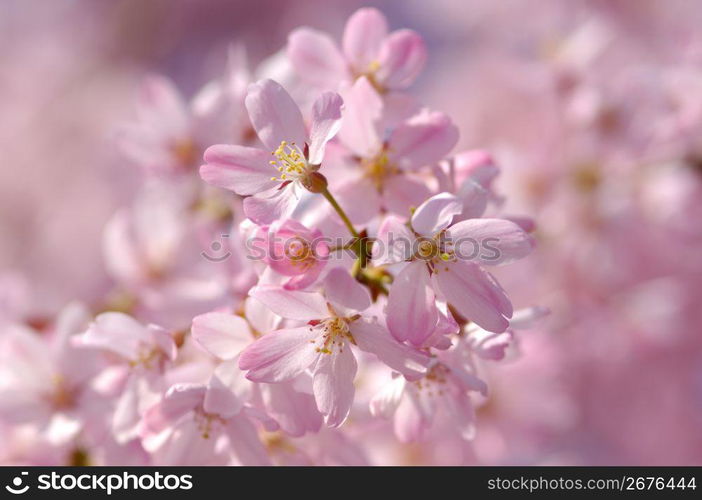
[1,0,701,464]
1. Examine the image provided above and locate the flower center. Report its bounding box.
[172,137,198,168]
[414,233,456,273]
[413,363,450,397]
[355,60,385,93]
[285,238,317,271]
[314,316,355,354]
[129,345,164,370]
[270,141,308,181]
[287,239,312,261]
[50,374,75,410]
[193,408,225,439]
[417,239,436,258]
[362,151,398,190]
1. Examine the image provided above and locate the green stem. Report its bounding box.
[321,188,360,239]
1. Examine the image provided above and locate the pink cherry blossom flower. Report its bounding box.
[239,267,429,427]
[140,376,275,465]
[374,192,534,346]
[0,303,104,447]
[287,7,427,93]
[370,347,488,443]
[465,306,550,361]
[330,77,459,223]
[434,150,503,220]
[250,219,330,290]
[102,181,230,328]
[116,75,198,176]
[78,312,177,443]
[200,79,343,224]
[116,47,258,178]
[191,308,323,437]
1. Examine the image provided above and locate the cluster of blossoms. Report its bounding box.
[0,7,547,465]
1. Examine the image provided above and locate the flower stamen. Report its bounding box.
[270,141,308,181]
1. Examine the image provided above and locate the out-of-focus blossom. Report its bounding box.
[288,7,427,93]
[140,376,275,465]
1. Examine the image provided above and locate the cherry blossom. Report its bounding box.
[200,79,343,224]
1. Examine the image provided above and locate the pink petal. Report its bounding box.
[432,260,513,333]
[338,77,383,157]
[454,149,499,188]
[82,312,150,361]
[112,375,142,444]
[387,261,438,346]
[153,419,217,465]
[242,406,279,432]
[393,391,428,442]
[137,75,190,136]
[503,215,536,233]
[214,359,252,403]
[262,217,326,268]
[323,267,371,313]
[249,286,329,321]
[382,173,432,217]
[149,324,177,361]
[351,319,428,380]
[375,29,427,89]
[312,347,357,427]
[411,192,462,236]
[282,259,326,291]
[102,211,144,285]
[444,392,476,440]
[260,382,323,437]
[369,376,406,418]
[243,184,297,225]
[141,384,204,437]
[238,326,321,383]
[342,7,388,71]
[226,414,272,465]
[287,28,349,88]
[373,215,416,265]
[388,110,459,170]
[200,145,276,196]
[509,306,550,329]
[244,296,281,335]
[245,79,306,151]
[447,218,535,266]
[203,374,243,418]
[0,388,47,423]
[381,91,421,129]
[449,365,488,396]
[335,176,382,224]
[191,312,253,360]
[308,92,344,165]
[467,328,514,361]
[455,179,489,220]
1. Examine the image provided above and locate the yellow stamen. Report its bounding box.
[270,140,308,182]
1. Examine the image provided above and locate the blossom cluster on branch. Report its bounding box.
[0,7,547,466]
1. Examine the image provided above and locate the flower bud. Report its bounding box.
[302,172,328,193]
